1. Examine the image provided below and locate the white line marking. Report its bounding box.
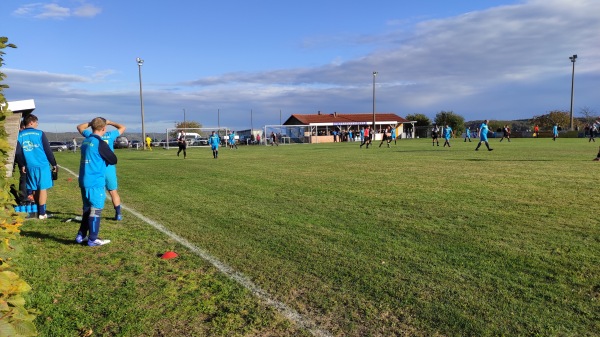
[60,165,332,337]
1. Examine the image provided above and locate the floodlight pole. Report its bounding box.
[569,54,577,131]
[183,108,186,129]
[372,71,378,132]
[136,57,146,149]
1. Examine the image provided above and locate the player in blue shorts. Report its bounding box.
[464,127,472,142]
[552,124,559,141]
[76,117,118,246]
[229,130,238,149]
[209,131,220,159]
[443,124,453,147]
[391,126,397,145]
[475,119,494,151]
[78,119,126,220]
[16,114,57,220]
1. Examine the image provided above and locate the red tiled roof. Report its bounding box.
[284,113,409,125]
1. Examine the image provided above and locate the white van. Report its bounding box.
[179,132,208,146]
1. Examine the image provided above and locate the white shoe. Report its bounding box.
[38,214,48,220]
[88,238,111,246]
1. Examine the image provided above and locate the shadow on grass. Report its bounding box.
[20,229,74,245]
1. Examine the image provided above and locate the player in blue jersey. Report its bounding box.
[209,131,220,158]
[475,120,494,151]
[552,124,559,141]
[464,127,472,142]
[16,114,57,220]
[391,126,397,145]
[78,119,126,220]
[443,124,453,147]
[76,117,118,246]
[229,130,238,149]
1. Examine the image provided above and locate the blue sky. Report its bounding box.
[2,0,599,133]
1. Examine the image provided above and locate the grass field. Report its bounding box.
[18,137,600,336]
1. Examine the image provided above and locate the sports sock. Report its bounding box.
[114,205,121,216]
[39,204,46,216]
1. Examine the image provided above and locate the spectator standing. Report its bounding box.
[72,137,78,152]
[534,124,540,138]
[75,117,118,246]
[78,119,126,220]
[589,124,597,142]
[16,114,57,220]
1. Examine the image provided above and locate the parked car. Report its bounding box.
[130,140,142,148]
[114,136,129,149]
[192,138,209,146]
[49,141,68,152]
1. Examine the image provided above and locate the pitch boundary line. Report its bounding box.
[59,165,332,337]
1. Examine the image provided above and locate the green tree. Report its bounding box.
[174,120,202,129]
[171,120,203,138]
[434,111,465,135]
[532,110,570,130]
[405,113,431,127]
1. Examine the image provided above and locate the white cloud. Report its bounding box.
[6,0,600,131]
[73,3,102,17]
[13,2,101,19]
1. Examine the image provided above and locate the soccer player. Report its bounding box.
[177,130,187,158]
[76,117,118,246]
[145,135,153,150]
[229,130,238,149]
[270,132,279,146]
[391,125,397,145]
[475,120,494,151]
[431,124,439,146]
[443,124,453,147]
[500,125,511,142]
[16,114,57,220]
[78,119,126,221]
[552,124,559,141]
[209,131,220,158]
[379,126,391,148]
[464,127,472,142]
[360,126,371,148]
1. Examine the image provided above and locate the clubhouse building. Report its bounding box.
[283,111,414,143]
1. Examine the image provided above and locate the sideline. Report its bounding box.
[59,165,332,337]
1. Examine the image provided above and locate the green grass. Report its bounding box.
[18,138,600,336]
